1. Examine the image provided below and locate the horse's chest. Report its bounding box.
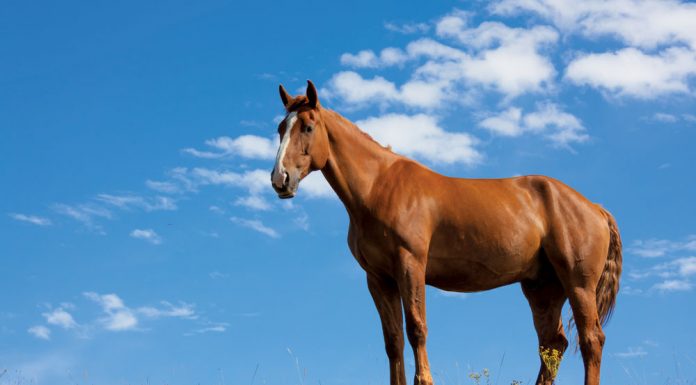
[348,222,402,275]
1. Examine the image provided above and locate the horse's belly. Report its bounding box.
[425,232,542,292]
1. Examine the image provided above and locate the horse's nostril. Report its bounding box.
[282,172,289,187]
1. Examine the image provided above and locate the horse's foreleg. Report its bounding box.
[397,249,433,385]
[367,273,406,385]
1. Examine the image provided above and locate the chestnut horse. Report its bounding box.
[270,81,622,385]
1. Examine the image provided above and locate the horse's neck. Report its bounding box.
[320,109,398,215]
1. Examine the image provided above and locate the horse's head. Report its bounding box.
[271,80,330,199]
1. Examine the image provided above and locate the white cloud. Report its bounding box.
[324,71,400,107]
[629,236,696,258]
[649,112,696,124]
[340,48,408,68]
[299,172,335,199]
[629,256,696,283]
[130,228,162,245]
[137,301,197,319]
[652,279,692,292]
[384,21,430,34]
[84,292,138,331]
[523,103,588,145]
[627,234,696,293]
[492,2,696,99]
[479,103,588,146]
[433,15,559,97]
[8,213,52,226]
[28,325,51,340]
[479,107,523,136]
[145,180,181,194]
[566,47,696,98]
[230,217,279,238]
[652,112,679,123]
[329,11,559,110]
[186,322,230,335]
[209,205,225,214]
[183,135,276,160]
[52,203,111,230]
[79,292,201,333]
[673,256,696,276]
[209,271,229,279]
[42,308,78,329]
[235,195,271,211]
[356,113,481,165]
[614,346,648,358]
[190,167,273,211]
[491,0,696,49]
[96,194,177,212]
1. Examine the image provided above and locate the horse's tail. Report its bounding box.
[595,206,622,327]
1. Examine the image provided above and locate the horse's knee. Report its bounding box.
[384,334,404,359]
[579,327,605,360]
[406,321,428,346]
[555,332,569,354]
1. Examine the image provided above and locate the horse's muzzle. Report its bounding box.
[271,169,297,199]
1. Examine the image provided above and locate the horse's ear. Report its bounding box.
[306,80,320,108]
[279,84,294,110]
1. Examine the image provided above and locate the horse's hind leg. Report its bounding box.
[522,278,568,385]
[567,286,605,385]
[543,224,609,385]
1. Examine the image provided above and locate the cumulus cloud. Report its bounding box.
[627,235,696,293]
[356,113,482,165]
[629,236,696,258]
[340,48,408,68]
[84,292,138,331]
[193,168,274,210]
[230,217,279,238]
[434,16,558,96]
[479,103,588,146]
[8,213,52,226]
[329,10,558,109]
[298,172,334,199]
[28,325,51,340]
[384,21,430,34]
[42,308,78,329]
[323,71,402,107]
[183,135,276,160]
[652,279,692,292]
[566,47,696,98]
[491,0,696,49]
[492,1,696,99]
[130,228,162,245]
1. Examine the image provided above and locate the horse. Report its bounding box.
[270,80,622,385]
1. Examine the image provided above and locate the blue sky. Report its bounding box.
[2,1,696,384]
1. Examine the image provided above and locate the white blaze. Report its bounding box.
[272,111,297,188]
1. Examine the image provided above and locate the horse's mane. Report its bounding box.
[321,108,394,153]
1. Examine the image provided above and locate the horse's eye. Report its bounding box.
[305,125,313,133]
